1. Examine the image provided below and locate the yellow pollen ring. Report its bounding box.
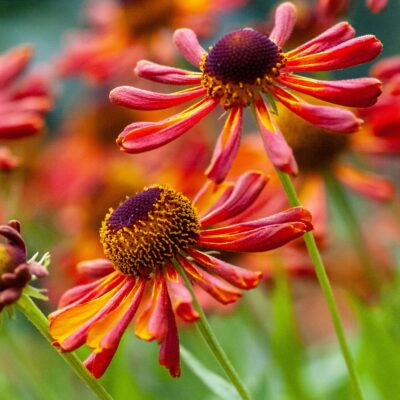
[200,53,286,109]
[99,185,200,277]
[0,245,10,273]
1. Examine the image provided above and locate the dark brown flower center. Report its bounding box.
[100,185,200,277]
[201,29,285,108]
[204,29,282,84]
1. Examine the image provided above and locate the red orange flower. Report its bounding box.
[110,2,382,182]
[0,46,52,140]
[0,45,52,171]
[49,171,312,378]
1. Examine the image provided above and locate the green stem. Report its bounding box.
[324,169,381,292]
[16,295,113,400]
[276,169,363,400]
[173,259,252,400]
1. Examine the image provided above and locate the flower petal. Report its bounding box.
[117,98,219,153]
[135,272,168,341]
[110,85,205,111]
[188,249,263,289]
[55,272,123,311]
[84,348,117,379]
[0,112,44,139]
[50,278,133,352]
[77,259,115,279]
[165,265,199,322]
[158,293,180,378]
[272,85,362,133]
[173,28,206,67]
[285,22,355,59]
[278,74,382,108]
[135,60,202,85]
[253,95,298,174]
[86,279,145,352]
[269,2,297,48]
[335,164,395,202]
[0,46,32,89]
[178,256,242,304]
[370,55,400,80]
[367,0,387,13]
[205,106,242,183]
[200,171,267,227]
[285,35,382,72]
[198,207,313,252]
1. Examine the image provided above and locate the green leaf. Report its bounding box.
[180,346,240,400]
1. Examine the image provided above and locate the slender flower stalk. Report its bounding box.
[173,258,252,400]
[16,295,113,400]
[275,170,363,400]
[324,169,381,291]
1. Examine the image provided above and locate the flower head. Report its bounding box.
[110,2,382,182]
[49,172,312,378]
[0,221,48,311]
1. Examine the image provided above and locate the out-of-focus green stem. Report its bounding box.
[16,295,113,400]
[173,259,252,400]
[324,169,381,291]
[276,169,363,400]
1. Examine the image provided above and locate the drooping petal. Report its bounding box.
[198,207,313,252]
[50,278,133,352]
[83,282,145,378]
[57,281,101,309]
[188,249,263,289]
[269,2,297,48]
[285,35,382,72]
[135,272,168,341]
[0,46,32,89]
[77,259,115,279]
[198,222,311,252]
[367,0,387,13]
[253,95,298,173]
[173,28,206,67]
[117,98,219,153]
[165,265,199,322]
[205,106,242,183]
[285,22,355,59]
[271,85,362,133]
[278,74,382,108]
[135,60,202,85]
[178,256,242,304]
[110,85,205,111]
[86,280,145,352]
[158,293,180,378]
[335,164,395,202]
[84,348,117,379]
[0,112,44,139]
[200,171,267,227]
[55,272,123,311]
[370,55,400,80]
[0,97,52,114]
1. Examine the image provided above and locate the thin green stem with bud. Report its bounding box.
[173,258,252,400]
[16,295,113,400]
[275,169,363,400]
